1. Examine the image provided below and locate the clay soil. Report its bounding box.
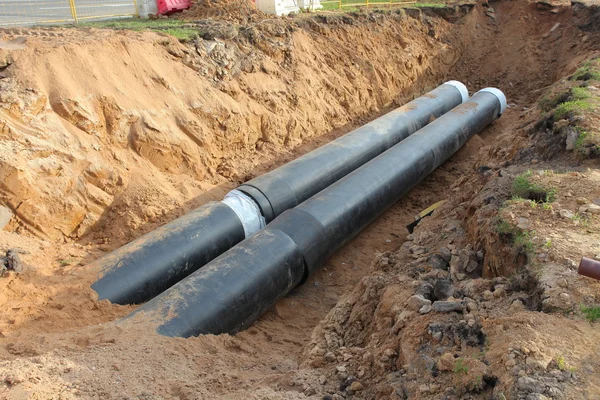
[0,0,599,399]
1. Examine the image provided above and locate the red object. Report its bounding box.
[157,0,191,15]
[579,257,600,281]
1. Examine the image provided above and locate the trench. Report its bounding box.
[0,0,598,398]
[228,0,593,363]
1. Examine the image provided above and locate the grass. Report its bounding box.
[496,217,536,255]
[556,355,567,371]
[570,58,600,82]
[453,358,468,374]
[581,305,600,322]
[571,212,592,228]
[554,99,593,121]
[512,171,556,203]
[80,19,198,41]
[540,86,591,115]
[319,0,446,11]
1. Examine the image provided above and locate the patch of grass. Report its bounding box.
[575,130,589,150]
[570,58,600,82]
[496,217,536,255]
[453,358,468,374]
[571,212,592,228]
[544,239,552,248]
[80,19,198,42]
[59,258,73,266]
[556,355,568,371]
[540,87,590,112]
[512,171,556,203]
[319,0,446,12]
[581,305,600,322]
[554,100,593,121]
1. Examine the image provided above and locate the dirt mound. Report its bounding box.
[182,0,267,23]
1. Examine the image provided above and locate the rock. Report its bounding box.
[428,254,449,270]
[526,354,553,369]
[325,352,336,362]
[433,279,454,300]
[437,353,455,372]
[6,250,22,273]
[482,290,494,300]
[0,206,12,230]
[349,381,363,392]
[559,209,574,219]
[493,285,506,298]
[410,245,426,255]
[336,365,347,373]
[450,254,463,276]
[565,127,580,150]
[587,204,600,215]
[431,301,464,313]
[466,300,478,312]
[438,247,452,262]
[407,295,431,311]
[517,218,531,230]
[559,292,570,301]
[517,376,542,393]
[419,304,431,314]
[576,197,589,205]
[303,386,316,396]
[415,282,434,300]
[509,299,526,312]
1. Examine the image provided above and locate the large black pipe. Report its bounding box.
[122,88,507,337]
[91,82,468,305]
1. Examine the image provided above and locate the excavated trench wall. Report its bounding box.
[0,7,475,246]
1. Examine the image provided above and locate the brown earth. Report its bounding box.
[181,0,267,23]
[0,0,598,399]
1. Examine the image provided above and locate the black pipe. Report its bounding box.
[91,82,467,305]
[238,82,468,222]
[122,88,506,337]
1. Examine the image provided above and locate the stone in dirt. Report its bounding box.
[437,353,455,372]
[431,301,464,313]
[517,376,543,393]
[427,254,449,270]
[433,279,454,300]
[415,282,434,300]
[1,249,23,275]
[407,295,431,311]
[559,209,574,219]
[586,204,600,215]
[0,206,12,230]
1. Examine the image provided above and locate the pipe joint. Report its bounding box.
[222,190,266,238]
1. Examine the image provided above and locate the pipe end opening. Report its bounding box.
[444,80,469,103]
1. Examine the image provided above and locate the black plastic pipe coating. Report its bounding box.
[122,89,506,337]
[91,82,467,305]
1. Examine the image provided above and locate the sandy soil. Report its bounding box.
[0,0,598,399]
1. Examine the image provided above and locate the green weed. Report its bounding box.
[512,171,556,203]
[453,358,468,374]
[581,305,600,322]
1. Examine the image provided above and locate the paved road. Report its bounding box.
[0,0,135,26]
